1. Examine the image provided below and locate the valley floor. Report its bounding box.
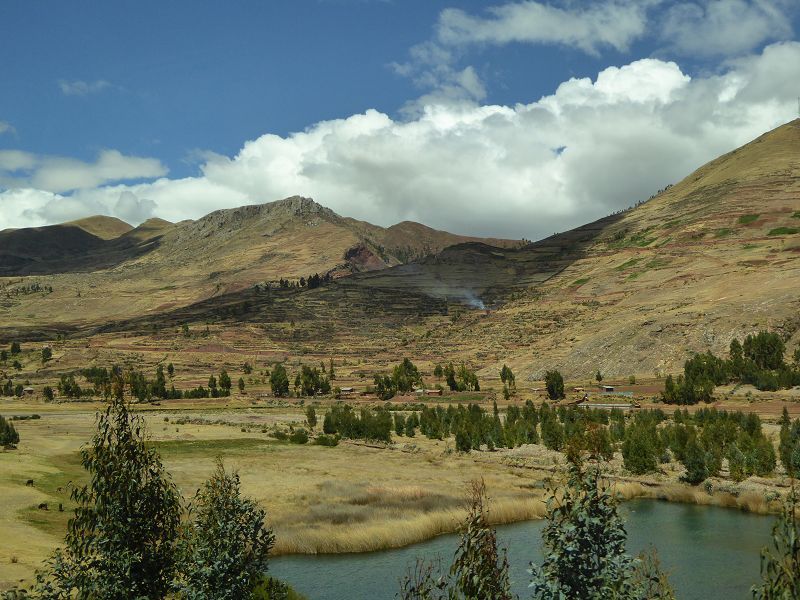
[1,393,797,591]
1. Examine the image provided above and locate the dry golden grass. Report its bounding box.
[0,393,794,591]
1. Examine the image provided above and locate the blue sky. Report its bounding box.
[1,0,799,238]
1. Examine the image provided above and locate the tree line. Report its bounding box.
[663,331,800,404]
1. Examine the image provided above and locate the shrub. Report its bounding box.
[313,434,339,447]
[289,429,309,444]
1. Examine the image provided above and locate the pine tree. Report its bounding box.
[681,436,708,485]
[545,370,565,400]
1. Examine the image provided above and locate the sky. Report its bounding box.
[1,0,799,240]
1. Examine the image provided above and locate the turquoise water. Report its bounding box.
[269,499,774,600]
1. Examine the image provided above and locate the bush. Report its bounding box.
[289,429,309,444]
[313,434,340,447]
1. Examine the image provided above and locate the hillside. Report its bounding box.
[430,118,800,379]
[1,120,799,381]
[0,196,520,336]
[63,215,133,240]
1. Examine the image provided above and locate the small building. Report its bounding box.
[425,389,443,396]
[572,386,585,393]
[339,387,355,396]
[23,387,35,395]
[601,385,615,393]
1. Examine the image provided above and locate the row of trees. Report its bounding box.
[321,405,393,443]
[663,331,800,404]
[268,361,335,398]
[1,378,25,397]
[54,365,239,402]
[402,400,783,486]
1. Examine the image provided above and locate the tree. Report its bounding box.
[43,386,54,402]
[545,370,565,400]
[622,422,659,475]
[177,461,275,599]
[10,341,21,355]
[400,480,512,600]
[392,358,422,393]
[727,443,747,483]
[744,331,785,370]
[219,370,232,395]
[328,358,335,380]
[529,459,674,599]
[404,416,416,438]
[500,364,515,389]
[238,377,245,394]
[752,487,800,599]
[0,415,19,447]
[270,364,290,397]
[305,406,317,430]
[209,375,219,397]
[433,364,443,379]
[0,349,6,362]
[681,436,708,485]
[167,363,175,378]
[32,394,181,598]
[779,410,800,478]
[595,370,603,383]
[41,347,52,363]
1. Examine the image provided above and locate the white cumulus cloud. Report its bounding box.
[1,43,799,239]
[0,149,167,194]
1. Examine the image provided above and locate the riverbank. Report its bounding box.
[0,403,792,590]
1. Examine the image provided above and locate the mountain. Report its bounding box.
[63,215,133,240]
[2,120,798,381]
[421,118,800,379]
[0,196,520,336]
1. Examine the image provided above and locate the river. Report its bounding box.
[269,499,775,600]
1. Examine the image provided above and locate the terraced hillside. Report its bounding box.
[2,120,799,381]
[0,196,519,338]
